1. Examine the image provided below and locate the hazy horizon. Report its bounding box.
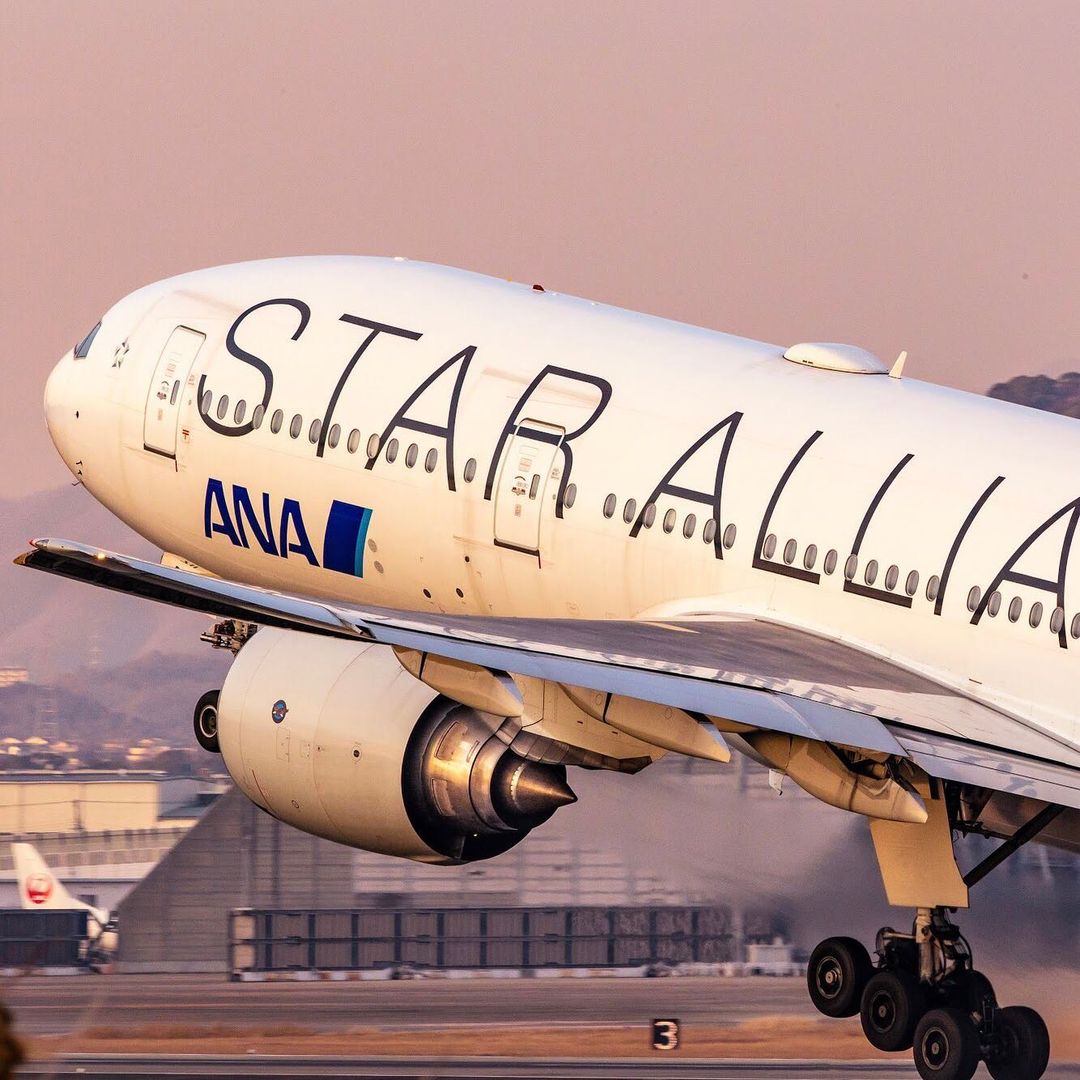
[4,1,1080,497]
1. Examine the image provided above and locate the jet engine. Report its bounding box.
[211,628,575,863]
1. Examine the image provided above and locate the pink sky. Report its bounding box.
[4,0,1079,498]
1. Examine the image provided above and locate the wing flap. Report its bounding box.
[888,725,1080,811]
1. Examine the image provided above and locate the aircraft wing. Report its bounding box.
[16,538,1080,811]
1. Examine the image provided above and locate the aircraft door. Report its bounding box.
[143,326,205,457]
[493,420,564,556]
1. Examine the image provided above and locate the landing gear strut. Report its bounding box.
[807,907,1050,1080]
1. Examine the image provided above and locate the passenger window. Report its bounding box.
[347,429,361,454]
[643,504,657,528]
[844,555,858,581]
[783,538,796,564]
[563,482,576,507]
[904,570,919,596]
[234,400,246,424]
[309,418,322,444]
[405,443,419,468]
[367,434,381,460]
[289,414,303,439]
[386,438,399,462]
[722,523,736,549]
[1029,601,1044,628]
[864,560,878,586]
[327,424,341,449]
[988,591,1001,617]
[683,513,697,539]
[703,519,717,545]
[270,409,284,434]
[216,395,230,421]
[966,586,981,612]
[425,448,438,473]
[1071,613,1080,639]
[884,565,899,591]
[663,509,677,534]
[1050,607,1065,633]
[622,498,637,524]
[252,404,265,429]
[200,391,212,415]
[1008,597,1022,623]
[603,494,617,518]
[762,533,777,558]
[926,575,940,602]
[463,456,477,483]
[803,544,818,570]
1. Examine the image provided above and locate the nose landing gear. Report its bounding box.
[807,908,1050,1080]
[193,689,221,754]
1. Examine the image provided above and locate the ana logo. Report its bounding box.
[26,872,52,905]
[204,479,373,578]
[271,699,288,724]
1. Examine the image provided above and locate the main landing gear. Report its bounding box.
[808,907,1050,1080]
[193,621,258,754]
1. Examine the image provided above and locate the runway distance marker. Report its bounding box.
[651,1018,680,1050]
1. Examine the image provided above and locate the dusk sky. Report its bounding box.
[4,1,1080,497]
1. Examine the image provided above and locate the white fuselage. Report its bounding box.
[44,257,1080,751]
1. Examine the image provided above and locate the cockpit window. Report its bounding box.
[74,321,102,358]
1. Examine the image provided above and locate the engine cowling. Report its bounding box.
[216,628,575,864]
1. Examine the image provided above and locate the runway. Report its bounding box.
[1,973,816,1035]
[5,974,1078,1079]
[13,1057,1080,1079]
[23,1054,1080,1080]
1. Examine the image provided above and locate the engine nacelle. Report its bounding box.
[217,628,575,864]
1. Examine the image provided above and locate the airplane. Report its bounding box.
[17,254,1080,1079]
[11,842,117,963]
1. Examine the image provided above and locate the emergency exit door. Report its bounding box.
[493,420,564,555]
[143,326,205,457]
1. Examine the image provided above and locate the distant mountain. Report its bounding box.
[0,649,229,746]
[987,371,1080,418]
[0,485,209,679]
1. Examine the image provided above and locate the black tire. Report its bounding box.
[193,689,221,754]
[861,968,926,1051]
[807,936,874,1018]
[986,1005,1051,1080]
[913,1007,980,1080]
[948,968,997,1025]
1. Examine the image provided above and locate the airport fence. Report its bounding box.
[228,905,735,976]
[0,909,89,968]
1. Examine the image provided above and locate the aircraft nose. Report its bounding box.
[44,350,83,477]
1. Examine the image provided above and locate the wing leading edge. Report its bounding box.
[16,538,1080,811]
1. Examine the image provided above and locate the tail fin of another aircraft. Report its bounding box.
[12,842,82,911]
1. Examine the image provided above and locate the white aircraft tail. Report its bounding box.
[11,842,109,926]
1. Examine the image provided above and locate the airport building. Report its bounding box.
[0,770,227,912]
[2,755,1077,974]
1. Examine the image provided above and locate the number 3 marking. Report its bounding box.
[652,1018,680,1050]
